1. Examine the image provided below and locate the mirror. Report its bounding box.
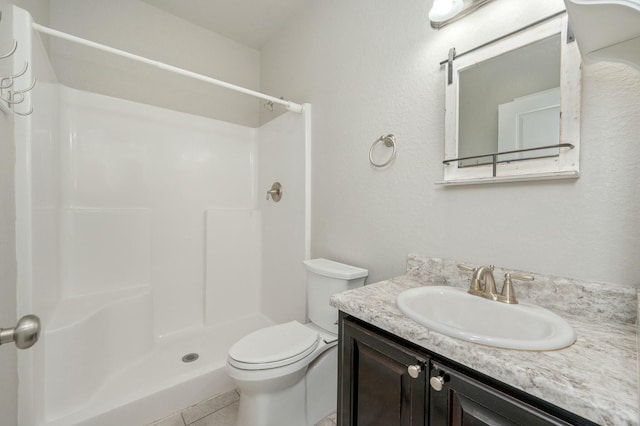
[458,35,560,166]
[440,14,581,185]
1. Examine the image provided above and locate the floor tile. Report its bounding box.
[147,412,186,426]
[181,389,239,424]
[189,401,239,426]
[315,411,337,425]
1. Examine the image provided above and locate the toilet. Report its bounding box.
[226,258,368,426]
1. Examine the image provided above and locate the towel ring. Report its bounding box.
[369,134,397,168]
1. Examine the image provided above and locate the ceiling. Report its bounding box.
[140,0,311,49]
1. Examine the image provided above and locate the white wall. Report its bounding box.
[0,4,18,424]
[12,0,47,26]
[46,0,261,127]
[0,115,18,426]
[0,126,18,422]
[260,0,640,286]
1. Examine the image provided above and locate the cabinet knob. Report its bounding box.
[430,375,446,391]
[407,364,422,379]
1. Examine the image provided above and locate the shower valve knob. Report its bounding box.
[266,182,283,202]
[0,314,41,350]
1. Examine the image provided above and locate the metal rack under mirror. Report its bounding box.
[443,143,575,178]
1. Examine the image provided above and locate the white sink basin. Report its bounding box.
[396,286,576,350]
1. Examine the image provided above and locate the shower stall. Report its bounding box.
[9,7,311,426]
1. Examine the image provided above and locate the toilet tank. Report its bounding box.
[304,259,368,334]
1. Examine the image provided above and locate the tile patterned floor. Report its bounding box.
[147,390,337,426]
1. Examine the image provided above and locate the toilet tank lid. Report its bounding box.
[304,258,368,280]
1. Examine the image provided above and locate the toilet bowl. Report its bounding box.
[226,259,368,426]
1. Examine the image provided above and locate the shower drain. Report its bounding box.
[182,352,199,363]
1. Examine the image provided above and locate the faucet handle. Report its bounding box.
[457,264,477,273]
[497,273,534,304]
[508,273,534,282]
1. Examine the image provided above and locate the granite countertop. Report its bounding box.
[330,256,639,426]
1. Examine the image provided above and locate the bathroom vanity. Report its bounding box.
[331,256,639,425]
[339,315,587,425]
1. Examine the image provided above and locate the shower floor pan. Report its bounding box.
[43,313,273,426]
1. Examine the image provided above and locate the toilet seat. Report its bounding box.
[228,321,320,370]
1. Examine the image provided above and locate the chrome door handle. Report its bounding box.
[0,314,41,349]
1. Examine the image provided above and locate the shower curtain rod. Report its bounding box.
[31,23,304,113]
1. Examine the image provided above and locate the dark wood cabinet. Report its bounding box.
[429,361,572,426]
[338,314,595,426]
[338,314,428,426]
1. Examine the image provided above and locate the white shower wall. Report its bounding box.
[20,84,310,421]
[258,108,310,324]
[21,84,265,423]
[14,6,310,423]
[57,87,260,336]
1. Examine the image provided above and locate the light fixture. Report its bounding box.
[429,0,464,23]
[429,0,495,29]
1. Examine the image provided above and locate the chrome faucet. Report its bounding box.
[458,264,534,304]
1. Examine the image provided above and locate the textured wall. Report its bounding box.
[260,0,640,286]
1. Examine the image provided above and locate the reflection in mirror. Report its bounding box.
[458,35,561,167]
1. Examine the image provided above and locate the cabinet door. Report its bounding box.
[429,361,572,426]
[338,316,428,426]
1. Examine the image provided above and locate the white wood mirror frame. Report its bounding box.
[439,15,582,185]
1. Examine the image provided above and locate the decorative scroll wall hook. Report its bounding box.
[0,40,17,60]
[4,86,34,116]
[2,91,24,104]
[13,77,36,96]
[0,64,35,116]
[0,35,35,116]
[1,77,35,102]
[13,105,33,116]
[1,61,28,89]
